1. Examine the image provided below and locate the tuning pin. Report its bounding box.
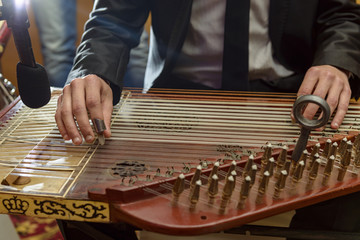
[238,176,251,209]
[173,173,185,197]
[208,174,219,197]
[338,137,348,156]
[265,157,275,177]
[275,145,288,177]
[190,165,202,187]
[291,150,307,175]
[310,143,321,158]
[322,139,332,158]
[261,143,273,167]
[300,150,308,167]
[231,169,237,181]
[292,160,305,183]
[249,164,257,187]
[338,150,351,181]
[274,170,288,199]
[341,149,352,168]
[354,149,360,168]
[220,176,235,213]
[222,175,235,199]
[328,142,338,159]
[243,155,254,177]
[324,155,335,177]
[346,140,353,153]
[321,155,333,186]
[353,133,360,150]
[309,158,321,180]
[282,158,292,175]
[227,160,237,178]
[208,162,219,184]
[275,170,288,191]
[308,152,319,171]
[258,171,270,195]
[337,168,347,182]
[208,174,219,202]
[190,180,202,205]
[256,171,270,204]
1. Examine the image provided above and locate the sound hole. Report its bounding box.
[110,161,147,178]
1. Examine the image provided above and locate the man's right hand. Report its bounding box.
[55,74,113,145]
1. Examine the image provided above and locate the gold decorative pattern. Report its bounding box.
[0,194,109,222]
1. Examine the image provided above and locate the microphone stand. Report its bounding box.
[1,0,36,67]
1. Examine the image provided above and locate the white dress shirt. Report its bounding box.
[172,0,294,89]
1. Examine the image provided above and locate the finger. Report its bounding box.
[55,94,70,140]
[297,67,320,96]
[303,76,331,121]
[325,81,343,118]
[296,67,320,121]
[101,88,113,138]
[71,79,94,144]
[331,88,351,129]
[85,77,107,140]
[61,85,83,145]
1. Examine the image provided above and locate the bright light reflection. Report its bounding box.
[14,0,29,8]
[23,183,44,191]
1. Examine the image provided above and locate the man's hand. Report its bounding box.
[296,65,351,129]
[55,74,113,145]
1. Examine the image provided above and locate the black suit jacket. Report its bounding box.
[68,0,360,104]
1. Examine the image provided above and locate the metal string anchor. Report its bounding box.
[93,118,106,145]
[291,95,330,162]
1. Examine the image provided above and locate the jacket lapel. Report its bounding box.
[269,0,290,59]
[161,0,193,76]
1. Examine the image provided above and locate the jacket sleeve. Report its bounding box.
[67,0,150,104]
[313,0,360,98]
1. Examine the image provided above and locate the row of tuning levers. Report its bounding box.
[171,134,360,214]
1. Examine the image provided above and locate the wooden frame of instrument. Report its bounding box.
[0,88,360,235]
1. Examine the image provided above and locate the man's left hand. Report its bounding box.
[296,65,351,129]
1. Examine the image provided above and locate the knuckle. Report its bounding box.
[333,76,344,85]
[69,78,82,88]
[338,101,349,111]
[326,97,338,108]
[86,97,100,108]
[322,70,335,80]
[57,95,62,105]
[308,66,320,75]
[72,104,86,115]
[343,87,352,96]
[62,84,71,94]
[86,75,100,86]
[60,108,72,116]
[69,80,77,87]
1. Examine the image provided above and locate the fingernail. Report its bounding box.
[85,135,94,142]
[73,137,81,145]
[334,122,339,128]
[63,134,69,140]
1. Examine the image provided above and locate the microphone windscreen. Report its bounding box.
[16,62,51,108]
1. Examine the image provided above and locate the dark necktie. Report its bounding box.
[221,0,250,91]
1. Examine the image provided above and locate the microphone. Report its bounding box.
[16,63,50,108]
[3,0,50,108]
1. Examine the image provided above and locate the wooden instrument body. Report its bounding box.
[0,88,360,235]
